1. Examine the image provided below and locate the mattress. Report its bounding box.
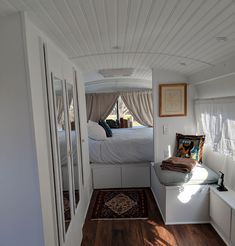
[153,162,219,186]
[89,127,153,163]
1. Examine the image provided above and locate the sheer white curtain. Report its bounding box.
[121,90,153,127]
[195,97,235,159]
[86,93,119,122]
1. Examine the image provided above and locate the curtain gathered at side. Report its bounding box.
[121,90,153,127]
[56,95,64,125]
[86,92,119,122]
[56,94,73,126]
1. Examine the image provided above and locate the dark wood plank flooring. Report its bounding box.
[81,188,225,246]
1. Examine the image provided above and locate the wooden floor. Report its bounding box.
[81,188,225,246]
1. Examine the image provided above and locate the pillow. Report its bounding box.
[88,120,97,126]
[99,120,112,137]
[106,119,119,128]
[175,133,205,163]
[87,120,107,141]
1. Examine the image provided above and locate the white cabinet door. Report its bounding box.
[45,42,84,244]
[232,209,235,245]
[122,165,150,187]
[92,165,121,188]
[210,191,231,239]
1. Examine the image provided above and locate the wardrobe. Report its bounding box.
[0,12,92,246]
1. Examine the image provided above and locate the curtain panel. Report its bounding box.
[56,94,73,126]
[86,93,119,122]
[121,90,153,127]
[195,97,235,160]
[56,95,64,125]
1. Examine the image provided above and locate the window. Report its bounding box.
[106,96,142,127]
[195,97,235,159]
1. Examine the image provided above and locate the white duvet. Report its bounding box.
[88,127,153,163]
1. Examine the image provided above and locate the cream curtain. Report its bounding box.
[56,95,64,125]
[121,90,153,127]
[86,93,119,122]
[56,93,73,125]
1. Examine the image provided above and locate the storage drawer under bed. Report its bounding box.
[91,163,150,189]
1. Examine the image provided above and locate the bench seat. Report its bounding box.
[153,162,218,186]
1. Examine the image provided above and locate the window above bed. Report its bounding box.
[106,96,143,127]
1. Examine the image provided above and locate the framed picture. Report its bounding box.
[159,83,187,117]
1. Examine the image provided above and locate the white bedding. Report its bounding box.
[89,127,153,163]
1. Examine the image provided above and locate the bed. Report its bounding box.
[89,127,153,188]
[89,127,153,163]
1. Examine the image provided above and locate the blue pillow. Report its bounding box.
[99,120,112,137]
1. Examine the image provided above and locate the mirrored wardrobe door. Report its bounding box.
[51,76,72,237]
[66,82,80,210]
[74,70,84,187]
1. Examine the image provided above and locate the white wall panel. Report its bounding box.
[0,13,44,246]
[152,69,196,162]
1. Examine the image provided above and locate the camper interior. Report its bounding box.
[0,0,235,246]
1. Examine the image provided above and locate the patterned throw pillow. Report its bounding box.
[99,120,113,137]
[175,133,205,163]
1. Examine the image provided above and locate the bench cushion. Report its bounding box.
[153,163,219,186]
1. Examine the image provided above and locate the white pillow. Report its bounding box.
[88,120,97,126]
[87,120,107,141]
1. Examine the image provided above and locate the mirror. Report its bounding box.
[66,84,80,208]
[53,78,71,233]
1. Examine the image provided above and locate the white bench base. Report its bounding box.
[151,164,210,224]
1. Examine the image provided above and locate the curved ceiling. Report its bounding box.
[1,0,235,90]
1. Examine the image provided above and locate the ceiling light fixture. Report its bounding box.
[98,68,134,77]
[216,36,228,42]
[112,46,121,50]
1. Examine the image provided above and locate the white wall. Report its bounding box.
[152,69,197,162]
[0,14,44,246]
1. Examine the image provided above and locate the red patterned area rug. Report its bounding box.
[91,189,148,220]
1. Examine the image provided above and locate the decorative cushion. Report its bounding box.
[87,120,107,141]
[175,133,205,163]
[99,120,112,137]
[106,119,119,128]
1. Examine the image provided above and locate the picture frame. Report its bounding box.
[159,83,187,117]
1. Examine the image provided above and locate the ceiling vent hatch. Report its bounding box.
[98,68,134,78]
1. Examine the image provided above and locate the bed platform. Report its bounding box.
[91,162,150,189]
[89,127,153,189]
[151,162,219,224]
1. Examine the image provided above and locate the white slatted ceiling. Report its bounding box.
[1,0,235,85]
[0,0,16,16]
